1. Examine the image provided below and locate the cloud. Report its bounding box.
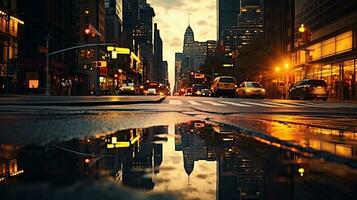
[197,20,207,26]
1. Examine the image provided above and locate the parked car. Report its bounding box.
[201,89,212,97]
[119,83,137,95]
[236,81,266,98]
[210,76,236,97]
[288,79,328,101]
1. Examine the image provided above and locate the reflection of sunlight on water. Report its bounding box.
[262,116,357,159]
[152,123,216,200]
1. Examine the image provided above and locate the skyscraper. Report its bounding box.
[153,23,163,82]
[134,1,155,82]
[217,0,241,40]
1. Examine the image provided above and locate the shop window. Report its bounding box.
[310,43,321,61]
[321,37,335,58]
[331,64,341,97]
[28,80,39,89]
[336,31,352,54]
[344,60,354,86]
[321,65,331,85]
[26,72,39,89]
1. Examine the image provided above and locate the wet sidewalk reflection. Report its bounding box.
[1,121,357,200]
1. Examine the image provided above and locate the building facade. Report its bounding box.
[153,23,162,82]
[17,0,78,95]
[292,0,357,99]
[217,0,241,40]
[0,0,23,94]
[134,0,155,82]
[78,0,106,95]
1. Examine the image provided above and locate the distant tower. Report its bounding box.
[184,25,195,44]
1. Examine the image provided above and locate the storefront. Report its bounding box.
[292,30,357,99]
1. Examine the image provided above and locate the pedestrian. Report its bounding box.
[66,79,72,96]
[60,78,66,96]
[343,77,351,100]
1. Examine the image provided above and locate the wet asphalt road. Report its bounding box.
[1,95,357,200]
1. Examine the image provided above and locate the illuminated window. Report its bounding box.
[28,80,39,88]
[321,37,335,57]
[336,31,352,54]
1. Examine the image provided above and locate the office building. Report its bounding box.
[217,0,241,40]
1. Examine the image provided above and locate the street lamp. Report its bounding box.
[298,24,305,33]
[284,63,289,69]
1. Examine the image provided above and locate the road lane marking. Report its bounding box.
[169,100,182,105]
[263,101,299,108]
[220,101,252,107]
[287,102,327,107]
[202,101,227,106]
[187,100,202,105]
[241,101,279,108]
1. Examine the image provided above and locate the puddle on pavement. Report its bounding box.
[1,121,357,200]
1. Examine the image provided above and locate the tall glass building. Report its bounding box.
[217,0,241,40]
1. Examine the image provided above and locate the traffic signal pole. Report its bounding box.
[44,43,115,96]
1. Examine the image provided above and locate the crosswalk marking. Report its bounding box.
[201,101,227,106]
[240,101,279,108]
[220,101,252,107]
[187,100,202,105]
[168,100,182,105]
[263,101,299,108]
[166,99,357,108]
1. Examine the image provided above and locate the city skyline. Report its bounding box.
[147,0,217,88]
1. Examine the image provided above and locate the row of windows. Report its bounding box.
[295,31,353,64]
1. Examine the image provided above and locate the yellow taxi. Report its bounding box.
[210,76,236,97]
[236,81,266,98]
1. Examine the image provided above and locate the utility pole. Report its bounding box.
[45,34,50,96]
[5,13,10,95]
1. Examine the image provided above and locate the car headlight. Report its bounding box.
[130,88,135,91]
[262,89,266,92]
[246,89,251,92]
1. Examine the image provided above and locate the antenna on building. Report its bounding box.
[188,13,191,26]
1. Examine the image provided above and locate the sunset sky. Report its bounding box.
[147,0,217,88]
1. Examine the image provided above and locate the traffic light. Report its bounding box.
[80,49,86,58]
[84,27,90,42]
[90,49,95,58]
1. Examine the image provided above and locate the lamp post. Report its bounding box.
[284,63,290,99]
[275,67,281,99]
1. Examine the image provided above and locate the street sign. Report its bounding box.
[194,73,204,79]
[38,47,48,54]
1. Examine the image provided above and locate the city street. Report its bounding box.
[1,95,357,199]
[1,0,357,199]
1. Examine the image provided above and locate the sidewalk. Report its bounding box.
[0,95,166,106]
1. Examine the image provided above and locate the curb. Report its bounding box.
[0,96,167,106]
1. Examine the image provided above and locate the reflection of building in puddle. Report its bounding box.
[217,140,264,200]
[0,145,24,182]
[307,139,355,159]
[175,121,264,199]
[264,120,357,159]
[0,126,167,191]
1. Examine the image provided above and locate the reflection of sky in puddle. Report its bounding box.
[152,124,216,200]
